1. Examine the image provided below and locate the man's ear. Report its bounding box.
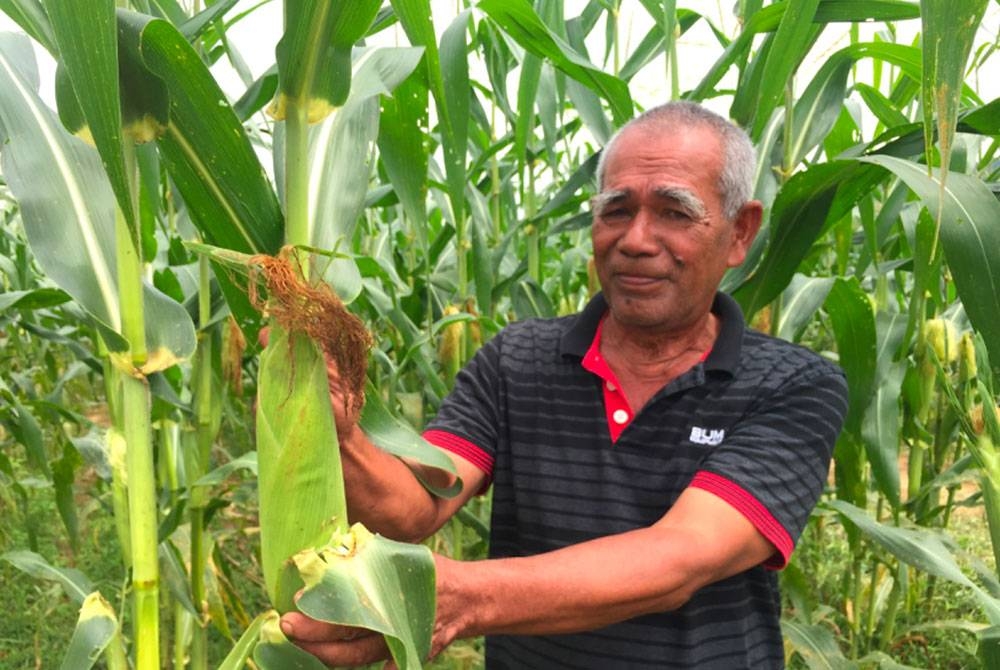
[726,200,763,268]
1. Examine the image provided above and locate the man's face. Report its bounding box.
[591,124,759,334]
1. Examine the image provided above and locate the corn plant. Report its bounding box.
[2,0,1000,667]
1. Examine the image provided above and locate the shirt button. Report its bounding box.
[612,409,629,425]
[606,381,617,392]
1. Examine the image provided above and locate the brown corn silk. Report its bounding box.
[248,247,372,412]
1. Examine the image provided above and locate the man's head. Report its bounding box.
[596,101,757,220]
[590,101,762,335]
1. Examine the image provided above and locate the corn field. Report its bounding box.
[1,0,999,667]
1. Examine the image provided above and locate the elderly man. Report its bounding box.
[281,101,849,668]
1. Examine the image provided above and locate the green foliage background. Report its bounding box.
[1,0,999,667]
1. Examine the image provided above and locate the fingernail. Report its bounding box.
[280,620,293,637]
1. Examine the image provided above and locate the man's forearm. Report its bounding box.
[338,427,479,543]
[435,488,774,642]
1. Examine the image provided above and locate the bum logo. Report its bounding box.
[689,426,725,446]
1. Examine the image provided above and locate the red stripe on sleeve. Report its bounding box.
[689,470,793,570]
[422,429,495,484]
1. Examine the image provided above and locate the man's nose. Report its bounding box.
[617,211,660,255]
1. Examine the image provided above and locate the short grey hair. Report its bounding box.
[596,101,756,220]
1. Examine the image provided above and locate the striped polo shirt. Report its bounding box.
[424,292,848,669]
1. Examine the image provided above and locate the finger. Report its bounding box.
[281,612,376,643]
[294,636,390,668]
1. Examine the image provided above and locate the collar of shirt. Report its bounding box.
[561,291,746,442]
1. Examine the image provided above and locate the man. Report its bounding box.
[281,101,849,668]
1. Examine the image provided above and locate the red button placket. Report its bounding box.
[581,317,633,443]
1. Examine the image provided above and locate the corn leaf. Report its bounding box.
[0,0,54,51]
[0,33,196,365]
[689,1,921,104]
[218,611,274,670]
[273,0,382,120]
[308,46,424,255]
[860,155,1000,383]
[1,549,92,604]
[360,381,461,499]
[293,524,435,670]
[825,277,878,439]
[178,0,241,41]
[781,620,855,670]
[42,0,138,240]
[439,10,471,224]
[732,0,822,135]
[115,10,282,256]
[477,0,632,125]
[829,499,1000,622]
[256,325,347,612]
[920,0,989,176]
[59,592,118,670]
[783,54,853,167]
[731,161,884,318]
[377,71,430,234]
[981,625,1000,668]
[860,313,909,510]
[775,275,835,343]
[389,0,467,228]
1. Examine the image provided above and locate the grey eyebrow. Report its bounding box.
[654,187,707,219]
[589,189,628,212]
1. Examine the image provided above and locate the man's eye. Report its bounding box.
[601,208,630,221]
[663,209,692,222]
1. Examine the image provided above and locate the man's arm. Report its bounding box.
[281,485,774,666]
[337,425,487,542]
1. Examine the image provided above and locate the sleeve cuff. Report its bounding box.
[689,470,794,570]
[422,429,494,494]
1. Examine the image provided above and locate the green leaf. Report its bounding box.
[115,10,282,256]
[860,155,1000,383]
[860,312,908,509]
[689,5,921,104]
[732,0,822,135]
[513,53,543,166]
[511,277,556,319]
[920,0,989,176]
[308,46,424,254]
[980,625,1000,669]
[439,10,471,225]
[0,0,55,52]
[42,0,138,238]
[0,33,196,365]
[218,611,273,670]
[59,592,118,670]
[781,620,856,670]
[784,54,852,167]
[273,0,382,120]
[829,499,1000,622]
[192,451,257,487]
[256,325,347,612]
[1,549,93,604]
[360,382,461,499]
[478,0,632,125]
[178,0,241,41]
[0,287,71,313]
[825,277,878,438]
[732,161,883,317]
[294,524,436,670]
[775,275,835,343]
[377,71,429,233]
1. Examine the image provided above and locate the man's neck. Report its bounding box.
[599,312,719,408]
